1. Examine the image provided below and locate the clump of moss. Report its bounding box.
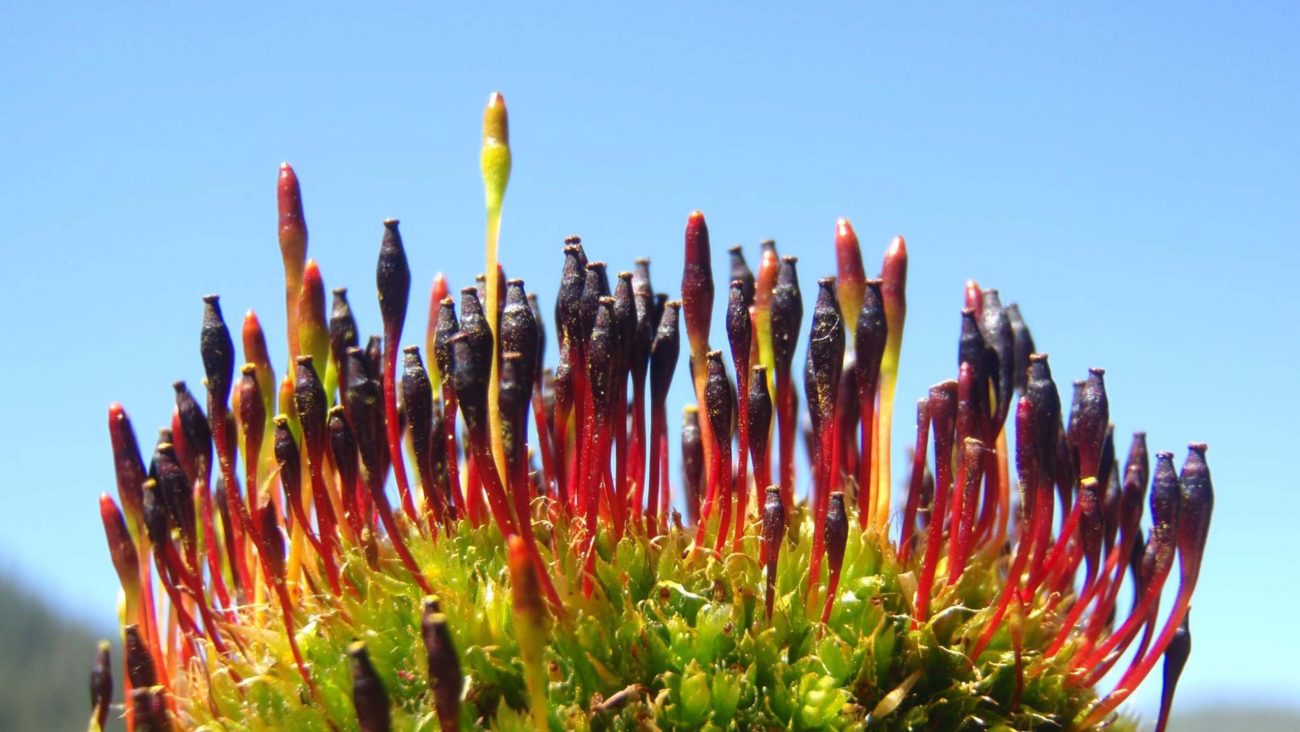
[94,93,1209,731]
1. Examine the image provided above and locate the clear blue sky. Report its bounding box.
[2,1,1296,721]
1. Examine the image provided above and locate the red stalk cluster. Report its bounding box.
[98,162,1212,730]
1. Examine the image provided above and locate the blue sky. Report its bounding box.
[1,1,1297,721]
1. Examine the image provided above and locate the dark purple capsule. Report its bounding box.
[331,287,360,386]
[580,262,611,343]
[761,485,786,620]
[805,277,844,433]
[747,365,773,468]
[977,289,1014,429]
[273,415,305,513]
[458,287,492,375]
[1025,354,1061,478]
[450,334,490,438]
[345,347,388,480]
[555,240,587,347]
[173,381,212,481]
[153,444,194,553]
[258,499,286,580]
[704,351,733,443]
[1097,424,1117,509]
[293,356,329,457]
[768,256,803,373]
[200,295,235,412]
[728,245,756,308]
[526,292,547,384]
[123,624,157,687]
[612,271,637,373]
[328,405,362,531]
[499,352,531,467]
[140,479,169,550]
[421,599,463,732]
[433,297,459,390]
[1073,368,1109,481]
[631,259,655,377]
[1077,476,1105,578]
[130,686,171,732]
[1156,614,1192,732]
[586,298,617,415]
[364,335,383,382]
[348,642,392,732]
[401,347,436,491]
[89,641,112,730]
[1102,454,1123,555]
[1177,444,1213,577]
[854,280,887,396]
[650,302,681,406]
[501,279,540,388]
[239,366,265,447]
[824,492,848,574]
[376,219,410,336]
[726,279,752,378]
[956,309,993,421]
[1005,303,1035,393]
[681,407,704,526]
[1125,432,1150,498]
[1149,452,1183,575]
[651,293,668,347]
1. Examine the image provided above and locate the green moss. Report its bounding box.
[178,515,1127,731]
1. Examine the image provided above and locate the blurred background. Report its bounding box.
[1,3,1297,729]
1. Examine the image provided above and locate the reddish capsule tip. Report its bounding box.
[484,92,509,145]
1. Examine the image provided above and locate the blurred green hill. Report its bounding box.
[0,573,120,731]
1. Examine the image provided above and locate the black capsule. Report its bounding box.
[1005,303,1035,394]
[579,262,611,343]
[805,277,844,433]
[330,288,360,386]
[1177,444,1213,575]
[586,298,617,415]
[348,642,392,732]
[501,279,540,390]
[432,297,459,391]
[726,279,752,383]
[854,279,888,398]
[130,686,171,732]
[376,219,410,335]
[769,256,803,373]
[555,241,587,347]
[421,599,463,732]
[345,347,388,480]
[825,492,848,570]
[747,365,773,461]
[650,302,681,405]
[728,245,756,308]
[450,336,490,438]
[90,640,112,730]
[153,444,195,554]
[293,356,329,457]
[200,295,235,412]
[173,381,212,480]
[704,351,733,443]
[527,292,547,384]
[123,624,157,687]
[401,347,436,489]
[681,407,703,526]
[978,289,1014,429]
